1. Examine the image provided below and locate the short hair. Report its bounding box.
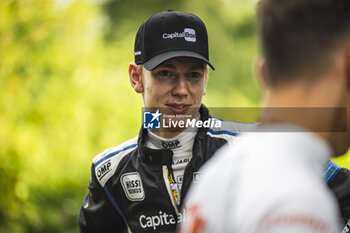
[257,0,350,86]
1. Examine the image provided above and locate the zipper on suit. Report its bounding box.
[162,165,179,214]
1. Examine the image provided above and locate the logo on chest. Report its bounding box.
[121,172,145,201]
[96,160,112,181]
[161,139,182,149]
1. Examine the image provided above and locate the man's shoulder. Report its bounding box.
[92,136,139,165]
[92,136,139,187]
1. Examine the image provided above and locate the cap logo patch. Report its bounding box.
[184,28,196,42]
[162,28,196,42]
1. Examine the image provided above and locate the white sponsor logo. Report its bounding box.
[96,160,112,181]
[139,209,188,230]
[343,219,350,233]
[121,172,145,201]
[184,28,196,42]
[193,172,201,183]
[162,28,196,42]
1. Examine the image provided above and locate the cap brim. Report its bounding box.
[143,51,215,71]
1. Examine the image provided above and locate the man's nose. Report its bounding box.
[172,76,189,97]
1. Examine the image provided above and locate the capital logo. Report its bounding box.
[184,28,196,42]
[162,28,196,42]
[143,110,161,129]
[121,172,145,201]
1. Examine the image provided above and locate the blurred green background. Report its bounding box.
[1,0,349,232]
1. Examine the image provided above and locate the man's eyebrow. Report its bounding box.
[156,63,205,70]
[156,63,177,69]
[188,64,205,70]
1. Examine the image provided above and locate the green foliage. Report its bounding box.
[102,0,186,40]
[1,0,349,232]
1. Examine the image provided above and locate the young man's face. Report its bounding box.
[141,57,208,118]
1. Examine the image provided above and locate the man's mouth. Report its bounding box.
[166,104,190,113]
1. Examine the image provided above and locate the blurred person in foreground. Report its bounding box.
[78,10,252,233]
[180,0,350,233]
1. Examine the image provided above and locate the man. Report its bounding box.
[78,10,251,233]
[180,0,350,233]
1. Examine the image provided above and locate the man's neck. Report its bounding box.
[150,127,187,139]
[263,78,339,120]
[147,126,197,150]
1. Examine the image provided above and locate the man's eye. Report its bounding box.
[159,70,171,76]
[188,72,201,78]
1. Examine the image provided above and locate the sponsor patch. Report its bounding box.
[162,139,181,149]
[121,172,145,201]
[96,159,112,181]
[162,28,196,43]
[184,28,196,42]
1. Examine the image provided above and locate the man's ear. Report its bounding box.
[202,68,209,96]
[345,48,350,90]
[256,57,268,90]
[202,80,207,96]
[129,63,144,93]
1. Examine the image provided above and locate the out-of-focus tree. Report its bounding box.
[102,0,186,41]
[0,0,108,232]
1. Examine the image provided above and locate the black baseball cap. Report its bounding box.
[134,10,215,71]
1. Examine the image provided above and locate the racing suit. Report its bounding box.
[78,105,250,233]
[78,105,350,233]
